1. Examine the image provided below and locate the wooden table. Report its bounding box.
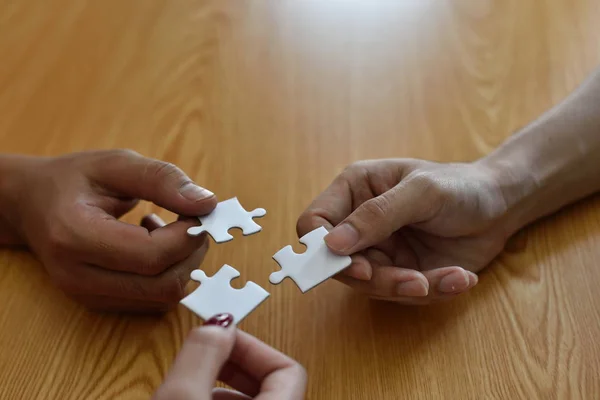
[1,1,600,398]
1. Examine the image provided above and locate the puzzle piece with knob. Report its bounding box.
[187,197,266,243]
[180,264,270,324]
[269,226,352,293]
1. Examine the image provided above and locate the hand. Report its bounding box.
[297,159,512,304]
[153,313,307,400]
[0,150,217,312]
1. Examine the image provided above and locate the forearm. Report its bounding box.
[479,68,600,235]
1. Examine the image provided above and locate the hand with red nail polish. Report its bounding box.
[153,313,307,400]
[0,150,217,312]
[296,159,509,304]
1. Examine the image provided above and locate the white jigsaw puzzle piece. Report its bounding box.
[187,197,266,243]
[269,226,352,293]
[180,264,270,324]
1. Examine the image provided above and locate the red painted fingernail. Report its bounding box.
[204,313,234,327]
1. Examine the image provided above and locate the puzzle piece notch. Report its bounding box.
[181,264,270,324]
[268,247,300,285]
[269,226,352,293]
[187,197,267,243]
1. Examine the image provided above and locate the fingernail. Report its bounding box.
[140,214,166,231]
[148,213,166,225]
[438,270,469,293]
[396,279,428,296]
[467,271,479,286]
[180,183,214,202]
[325,223,360,252]
[345,262,372,280]
[204,313,233,328]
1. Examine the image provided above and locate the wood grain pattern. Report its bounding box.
[1,0,600,398]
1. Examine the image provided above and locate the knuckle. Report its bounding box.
[136,244,171,276]
[99,149,143,164]
[359,196,390,221]
[114,148,142,158]
[408,172,448,207]
[345,160,369,173]
[157,273,186,303]
[151,161,185,182]
[410,171,444,196]
[340,161,365,179]
[144,160,192,193]
[45,225,74,256]
[141,256,166,276]
[340,160,379,180]
[116,276,149,299]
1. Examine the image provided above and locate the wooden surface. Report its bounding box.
[1,1,600,398]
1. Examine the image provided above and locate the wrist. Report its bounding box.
[475,151,541,237]
[477,128,600,237]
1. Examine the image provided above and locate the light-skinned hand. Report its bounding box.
[297,159,511,304]
[153,313,307,400]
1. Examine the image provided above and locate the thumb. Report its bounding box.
[154,314,236,400]
[324,183,425,255]
[90,150,217,216]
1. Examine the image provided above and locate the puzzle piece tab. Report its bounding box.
[187,197,266,243]
[180,264,269,324]
[269,226,352,293]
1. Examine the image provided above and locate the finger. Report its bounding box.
[342,253,373,281]
[296,176,352,237]
[77,209,208,275]
[212,388,252,400]
[363,247,393,267]
[421,267,478,297]
[324,180,434,255]
[87,149,217,217]
[342,266,478,305]
[217,362,260,396]
[297,192,372,282]
[336,265,429,298]
[154,314,236,400]
[98,197,140,219]
[54,243,208,306]
[141,213,167,231]
[226,330,307,400]
[341,235,418,282]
